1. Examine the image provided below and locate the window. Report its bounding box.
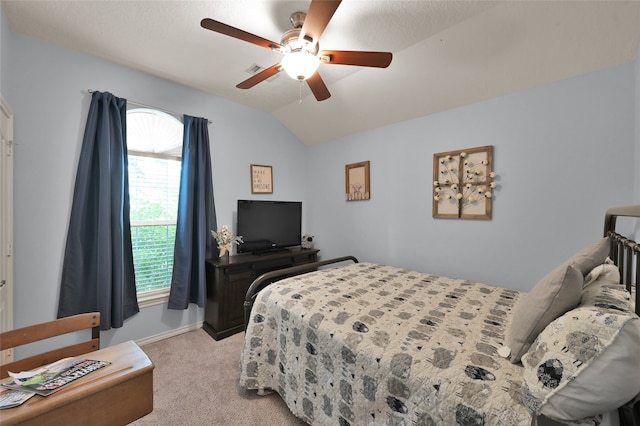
[126,108,183,305]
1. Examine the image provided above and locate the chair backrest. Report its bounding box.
[0,312,100,378]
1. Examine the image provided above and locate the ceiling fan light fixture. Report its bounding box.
[201,0,391,101]
[281,51,320,81]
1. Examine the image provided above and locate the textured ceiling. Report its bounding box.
[2,0,640,145]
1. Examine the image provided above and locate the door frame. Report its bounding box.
[0,94,14,364]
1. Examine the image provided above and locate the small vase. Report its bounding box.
[219,244,231,261]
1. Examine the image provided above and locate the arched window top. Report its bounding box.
[127,108,183,157]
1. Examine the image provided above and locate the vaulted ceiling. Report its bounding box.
[3,1,640,145]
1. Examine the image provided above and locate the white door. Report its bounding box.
[0,95,14,364]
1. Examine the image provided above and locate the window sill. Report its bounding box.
[137,288,170,308]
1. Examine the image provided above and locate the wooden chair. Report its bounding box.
[0,312,100,378]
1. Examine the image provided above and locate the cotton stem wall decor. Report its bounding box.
[433,145,497,219]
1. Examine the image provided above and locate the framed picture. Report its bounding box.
[432,145,495,219]
[345,161,370,201]
[250,164,273,194]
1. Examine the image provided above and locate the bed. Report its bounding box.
[239,206,640,426]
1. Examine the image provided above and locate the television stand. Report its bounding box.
[254,248,290,255]
[203,247,319,340]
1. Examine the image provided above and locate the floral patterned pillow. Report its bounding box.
[581,263,630,312]
[583,260,618,287]
[581,282,631,313]
[521,306,640,421]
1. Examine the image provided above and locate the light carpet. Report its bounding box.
[131,328,307,426]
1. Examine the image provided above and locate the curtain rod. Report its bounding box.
[87,89,212,124]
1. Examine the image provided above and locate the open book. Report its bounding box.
[1,357,110,398]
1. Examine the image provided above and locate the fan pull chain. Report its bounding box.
[299,81,303,104]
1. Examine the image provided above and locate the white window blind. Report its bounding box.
[127,108,183,295]
[128,155,181,292]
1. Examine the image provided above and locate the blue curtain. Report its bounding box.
[168,115,217,309]
[58,91,139,330]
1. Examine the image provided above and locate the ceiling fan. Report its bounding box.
[200,0,392,102]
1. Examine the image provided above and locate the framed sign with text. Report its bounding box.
[251,164,273,194]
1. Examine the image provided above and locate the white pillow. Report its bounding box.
[521,307,640,421]
[583,260,619,287]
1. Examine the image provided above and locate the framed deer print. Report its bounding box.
[345,161,370,201]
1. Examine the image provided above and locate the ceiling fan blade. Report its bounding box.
[320,50,392,68]
[299,0,341,43]
[236,64,282,89]
[307,72,331,101]
[201,18,281,50]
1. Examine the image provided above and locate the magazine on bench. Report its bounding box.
[0,387,36,409]
[1,357,111,397]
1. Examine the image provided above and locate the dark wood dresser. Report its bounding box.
[204,248,319,340]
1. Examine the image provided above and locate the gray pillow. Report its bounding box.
[505,238,611,363]
[506,264,583,363]
[567,237,610,276]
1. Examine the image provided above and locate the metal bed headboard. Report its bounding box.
[603,205,640,316]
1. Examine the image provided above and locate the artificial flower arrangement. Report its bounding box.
[211,225,243,257]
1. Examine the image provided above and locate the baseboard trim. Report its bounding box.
[135,322,204,347]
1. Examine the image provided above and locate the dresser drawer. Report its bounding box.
[204,248,319,340]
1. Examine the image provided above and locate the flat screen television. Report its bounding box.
[236,200,302,254]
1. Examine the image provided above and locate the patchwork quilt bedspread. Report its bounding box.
[239,263,581,425]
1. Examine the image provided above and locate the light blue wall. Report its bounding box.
[306,63,636,291]
[2,27,308,346]
[2,4,638,345]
